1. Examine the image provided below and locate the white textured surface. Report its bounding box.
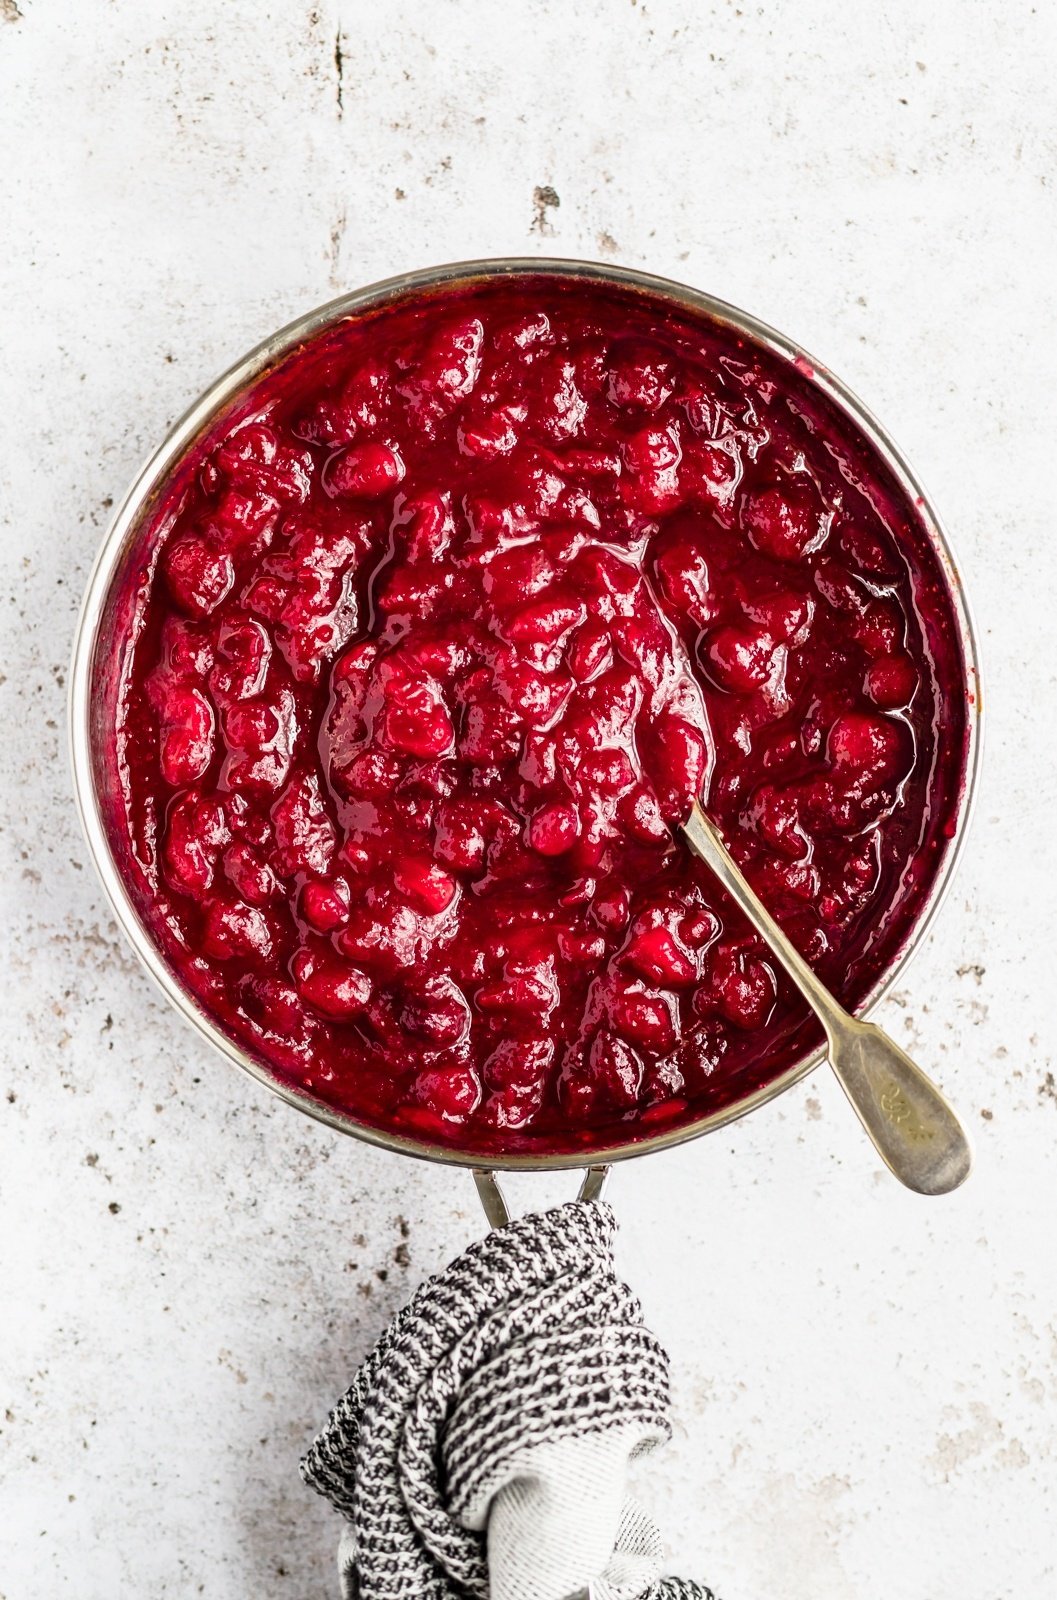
[1,2,1055,1595]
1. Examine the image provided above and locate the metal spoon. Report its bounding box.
[682,800,972,1195]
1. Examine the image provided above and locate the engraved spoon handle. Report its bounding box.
[682,801,972,1195]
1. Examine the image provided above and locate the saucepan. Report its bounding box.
[68,259,982,1214]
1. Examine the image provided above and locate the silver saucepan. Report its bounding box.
[68,259,982,1208]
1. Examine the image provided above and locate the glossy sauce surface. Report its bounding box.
[109,278,968,1153]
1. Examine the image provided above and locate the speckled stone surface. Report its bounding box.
[1,3,1054,1596]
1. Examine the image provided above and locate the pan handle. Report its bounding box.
[473,1165,611,1228]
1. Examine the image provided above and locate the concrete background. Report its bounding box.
[1,2,1055,1596]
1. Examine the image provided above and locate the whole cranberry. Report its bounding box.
[609,983,677,1053]
[621,422,683,511]
[703,944,777,1030]
[617,786,670,844]
[605,340,675,412]
[294,955,372,1020]
[654,540,716,625]
[223,842,278,907]
[393,857,458,915]
[399,975,471,1046]
[324,442,405,498]
[854,599,903,658]
[271,774,336,877]
[433,799,491,873]
[567,620,614,683]
[826,712,906,779]
[163,536,234,617]
[300,877,351,933]
[202,898,274,963]
[865,655,918,709]
[211,619,271,699]
[159,687,215,788]
[704,624,779,693]
[164,791,228,896]
[741,483,830,562]
[382,680,454,758]
[592,885,631,931]
[588,1029,644,1108]
[743,589,814,645]
[646,713,709,820]
[417,316,485,404]
[527,801,581,857]
[623,923,697,987]
[409,1063,481,1124]
[484,1037,554,1091]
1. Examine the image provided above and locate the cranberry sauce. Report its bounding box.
[107,276,968,1153]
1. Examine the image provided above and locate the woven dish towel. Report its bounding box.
[302,1199,715,1600]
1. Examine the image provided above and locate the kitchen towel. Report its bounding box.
[302,1199,715,1600]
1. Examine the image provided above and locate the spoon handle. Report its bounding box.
[682,802,972,1195]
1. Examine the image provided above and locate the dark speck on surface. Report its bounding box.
[333,27,344,116]
[531,184,561,234]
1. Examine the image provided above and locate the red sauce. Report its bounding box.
[106,276,969,1153]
